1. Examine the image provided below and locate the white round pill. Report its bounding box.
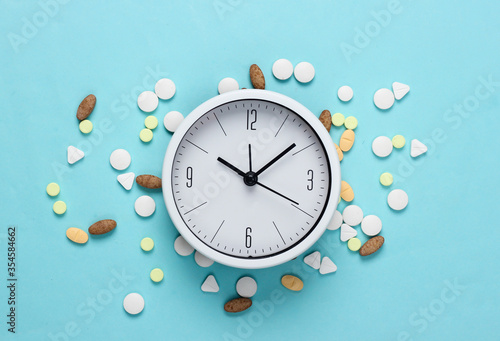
[137,91,159,113]
[163,111,184,132]
[372,136,393,157]
[388,189,409,211]
[294,62,315,83]
[272,59,294,80]
[155,78,176,100]
[326,210,343,230]
[134,195,156,217]
[338,85,353,102]
[174,235,194,256]
[218,77,239,94]
[236,276,257,298]
[194,251,214,268]
[123,293,144,315]
[110,149,131,170]
[361,215,382,236]
[342,205,363,226]
[373,88,395,110]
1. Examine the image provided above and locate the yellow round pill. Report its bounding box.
[392,135,406,148]
[46,182,60,196]
[141,237,154,251]
[331,113,345,127]
[53,201,67,215]
[79,120,93,134]
[140,128,153,142]
[347,237,361,251]
[344,116,358,130]
[150,268,164,282]
[380,172,394,186]
[145,116,158,130]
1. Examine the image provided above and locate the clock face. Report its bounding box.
[163,90,340,269]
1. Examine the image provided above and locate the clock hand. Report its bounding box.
[217,157,246,177]
[256,181,299,205]
[255,143,296,176]
[248,144,252,172]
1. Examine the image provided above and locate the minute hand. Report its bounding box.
[254,143,296,176]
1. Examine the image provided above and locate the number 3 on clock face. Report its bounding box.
[162,90,341,269]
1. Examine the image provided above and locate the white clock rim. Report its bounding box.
[162,89,341,269]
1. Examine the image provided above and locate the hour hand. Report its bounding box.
[217,157,246,177]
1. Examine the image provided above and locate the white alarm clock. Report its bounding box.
[162,90,341,269]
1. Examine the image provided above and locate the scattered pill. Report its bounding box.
[218,77,239,94]
[110,149,131,170]
[342,205,363,226]
[347,237,362,251]
[281,275,304,291]
[319,110,331,132]
[141,237,154,251]
[379,172,393,186]
[66,227,88,244]
[411,139,427,157]
[334,143,344,162]
[361,215,382,236]
[136,175,162,189]
[155,78,176,100]
[135,195,155,217]
[123,293,144,315]
[344,116,358,130]
[144,116,158,130]
[249,64,265,89]
[388,189,408,211]
[174,235,194,256]
[372,136,393,157]
[137,91,158,113]
[46,182,60,196]
[392,135,406,149]
[76,94,96,121]
[374,88,395,110]
[339,129,355,152]
[319,257,337,274]
[326,210,343,230]
[164,111,184,132]
[392,82,410,100]
[331,113,345,127]
[224,297,252,313]
[272,59,294,80]
[194,251,214,268]
[236,277,257,298]
[140,128,153,143]
[340,223,357,242]
[294,62,315,83]
[67,145,84,165]
[338,85,353,102]
[360,236,384,256]
[340,180,354,202]
[150,268,164,283]
[79,120,93,134]
[117,172,135,191]
[303,251,321,269]
[201,275,219,293]
[53,201,67,215]
[88,219,117,235]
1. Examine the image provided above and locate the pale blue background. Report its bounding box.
[0,0,499,340]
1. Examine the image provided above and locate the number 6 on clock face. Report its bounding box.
[163,90,341,269]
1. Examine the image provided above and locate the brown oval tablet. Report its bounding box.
[88,219,116,235]
[334,142,343,161]
[281,275,304,291]
[319,110,331,132]
[359,236,384,256]
[66,227,88,244]
[339,129,355,152]
[77,94,96,121]
[136,175,162,189]
[340,180,354,202]
[249,64,265,89]
[224,297,252,313]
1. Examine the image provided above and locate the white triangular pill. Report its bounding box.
[319,257,337,274]
[67,146,84,164]
[392,82,410,100]
[340,223,357,242]
[201,275,219,293]
[411,139,428,157]
[326,210,343,230]
[303,251,321,269]
[117,172,135,190]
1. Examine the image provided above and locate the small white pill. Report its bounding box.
[137,91,159,113]
[236,276,257,298]
[201,275,219,293]
[110,149,131,170]
[194,251,214,268]
[392,82,410,100]
[372,136,393,157]
[294,62,315,83]
[134,195,156,217]
[117,172,135,191]
[342,205,363,226]
[174,235,194,256]
[326,210,343,230]
[338,85,353,102]
[155,78,176,100]
[303,251,321,269]
[67,145,84,165]
[361,215,382,236]
[163,111,184,132]
[218,77,239,94]
[340,223,357,242]
[387,189,409,211]
[319,257,337,275]
[374,88,395,110]
[411,139,428,157]
[272,59,294,80]
[123,293,144,315]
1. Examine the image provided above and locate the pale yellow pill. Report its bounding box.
[334,143,343,162]
[331,113,345,127]
[150,268,164,282]
[339,129,355,152]
[141,237,154,251]
[380,172,394,186]
[46,182,60,196]
[347,237,361,251]
[341,181,354,202]
[145,116,158,130]
[140,128,153,142]
[392,135,406,148]
[281,275,304,291]
[344,116,358,130]
[66,227,88,244]
[79,120,93,134]
[53,201,67,215]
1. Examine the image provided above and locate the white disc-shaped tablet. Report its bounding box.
[155,78,176,100]
[326,210,343,230]
[137,91,159,113]
[218,77,239,94]
[338,85,353,102]
[123,293,144,315]
[164,111,184,132]
[272,59,294,80]
[134,195,156,217]
[372,136,393,157]
[294,62,315,83]
[110,149,131,170]
[174,235,194,256]
[194,251,214,267]
[342,205,363,226]
[361,215,382,236]
[373,88,395,110]
[236,276,257,298]
[387,189,409,211]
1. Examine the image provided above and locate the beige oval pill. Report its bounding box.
[281,275,304,291]
[66,227,88,244]
[339,129,355,152]
[341,180,354,202]
[334,143,343,162]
